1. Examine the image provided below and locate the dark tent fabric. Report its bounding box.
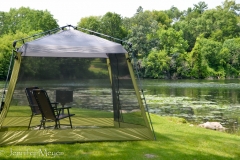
[18,29,127,58]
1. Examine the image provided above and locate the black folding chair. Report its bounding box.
[33,89,75,129]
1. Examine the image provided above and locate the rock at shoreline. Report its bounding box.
[198,122,226,131]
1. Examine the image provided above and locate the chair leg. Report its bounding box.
[68,116,73,128]
[55,120,59,129]
[39,118,46,130]
[43,121,46,129]
[58,120,60,129]
[28,114,34,130]
[39,120,44,130]
[67,109,73,128]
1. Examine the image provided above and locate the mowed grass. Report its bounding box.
[0,114,240,160]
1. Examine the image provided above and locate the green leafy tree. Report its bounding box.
[0,7,58,36]
[193,1,208,14]
[219,38,240,77]
[156,28,188,78]
[143,49,170,78]
[77,16,101,32]
[217,0,240,15]
[173,19,197,52]
[199,38,222,72]
[174,3,240,51]
[176,52,192,78]
[0,31,34,80]
[190,37,222,78]
[157,28,188,55]
[151,10,172,27]
[190,37,207,79]
[203,9,240,41]
[100,12,127,39]
[164,6,183,22]
[124,8,165,58]
[77,12,127,39]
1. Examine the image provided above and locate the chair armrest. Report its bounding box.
[54,106,72,110]
[51,102,59,108]
[55,106,73,117]
[53,107,72,111]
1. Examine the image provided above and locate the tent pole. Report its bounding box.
[125,43,156,140]
[125,53,156,140]
[0,52,22,127]
[0,50,15,112]
[107,58,112,85]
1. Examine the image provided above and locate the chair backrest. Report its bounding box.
[25,87,41,114]
[33,89,57,121]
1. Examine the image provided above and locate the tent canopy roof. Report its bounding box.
[18,29,127,58]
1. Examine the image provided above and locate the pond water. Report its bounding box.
[142,79,240,135]
[1,79,240,135]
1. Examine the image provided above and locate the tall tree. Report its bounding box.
[143,49,170,78]
[165,6,183,22]
[77,16,101,32]
[190,37,222,78]
[100,12,127,39]
[0,31,37,80]
[157,28,188,78]
[193,1,208,14]
[219,0,240,15]
[203,9,240,41]
[0,7,58,36]
[157,28,188,55]
[219,38,240,77]
[152,10,172,27]
[124,8,165,58]
[77,12,127,39]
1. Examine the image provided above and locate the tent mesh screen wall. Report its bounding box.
[3,55,147,128]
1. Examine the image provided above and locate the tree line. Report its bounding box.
[0,0,239,80]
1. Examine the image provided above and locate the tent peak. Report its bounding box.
[17,27,128,58]
[13,25,132,50]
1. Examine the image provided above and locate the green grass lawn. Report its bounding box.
[0,114,240,160]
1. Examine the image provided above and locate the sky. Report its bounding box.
[1,0,240,27]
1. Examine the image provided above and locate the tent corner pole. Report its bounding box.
[0,50,15,113]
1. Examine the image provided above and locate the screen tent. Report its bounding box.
[0,27,155,146]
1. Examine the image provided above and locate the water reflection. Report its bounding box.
[143,79,240,135]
